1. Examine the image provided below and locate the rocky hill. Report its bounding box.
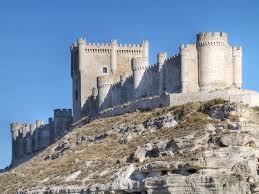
[1,99,259,194]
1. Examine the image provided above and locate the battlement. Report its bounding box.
[97,75,114,88]
[36,120,44,128]
[30,123,36,133]
[132,57,147,71]
[22,124,30,137]
[10,108,73,164]
[180,43,196,50]
[70,38,146,56]
[232,46,242,56]
[71,32,244,124]
[10,122,32,138]
[54,109,72,118]
[10,122,22,132]
[197,32,228,42]
[180,44,197,55]
[164,54,181,63]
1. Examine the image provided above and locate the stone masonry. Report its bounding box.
[10,32,259,167]
[10,109,72,165]
[70,32,244,121]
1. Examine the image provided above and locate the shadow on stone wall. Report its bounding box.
[81,57,182,118]
[9,110,72,170]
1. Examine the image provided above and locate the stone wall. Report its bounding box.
[163,55,181,93]
[99,89,259,119]
[70,39,147,121]
[69,32,247,124]
[10,109,72,166]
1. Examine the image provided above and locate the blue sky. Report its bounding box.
[0,0,259,169]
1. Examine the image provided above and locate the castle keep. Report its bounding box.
[70,32,243,121]
[10,109,72,165]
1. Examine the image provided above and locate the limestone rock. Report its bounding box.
[3,101,259,194]
[144,112,177,129]
[206,102,237,120]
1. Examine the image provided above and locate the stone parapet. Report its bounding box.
[99,89,259,119]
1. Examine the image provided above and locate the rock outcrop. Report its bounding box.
[1,100,259,194]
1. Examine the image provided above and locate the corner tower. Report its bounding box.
[197,32,231,91]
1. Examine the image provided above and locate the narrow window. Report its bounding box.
[103,67,108,73]
[75,90,78,100]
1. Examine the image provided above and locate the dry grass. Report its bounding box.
[0,99,237,193]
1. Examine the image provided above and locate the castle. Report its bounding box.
[70,32,243,121]
[10,32,259,166]
[10,109,72,165]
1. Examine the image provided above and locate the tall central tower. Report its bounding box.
[70,38,148,121]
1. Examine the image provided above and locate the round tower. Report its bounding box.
[132,57,148,98]
[10,122,20,140]
[197,32,229,91]
[92,87,98,99]
[77,38,86,72]
[30,123,36,135]
[157,52,167,71]
[120,73,127,86]
[22,123,30,137]
[97,75,113,110]
[36,120,44,128]
[157,52,167,94]
[233,46,242,89]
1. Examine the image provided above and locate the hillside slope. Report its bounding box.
[1,99,259,194]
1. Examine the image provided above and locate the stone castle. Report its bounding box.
[70,32,243,121]
[10,32,259,166]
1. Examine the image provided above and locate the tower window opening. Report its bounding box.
[103,67,108,73]
[75,90,78,100]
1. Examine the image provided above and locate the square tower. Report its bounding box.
[70,38,148,121]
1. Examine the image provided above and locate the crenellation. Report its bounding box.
[232,46,242,55]
[36,120,44,128]
[70,32,248,124]
[9,32,259,169]
[54,109,72,118]
[197,32,228,42]
[70,37,145,114]
[10,109,72,165]
[97,75,113,88]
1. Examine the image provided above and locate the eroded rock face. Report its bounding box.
[205,102,237,120]
[3,101,259,194]
[144,112,178,129]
